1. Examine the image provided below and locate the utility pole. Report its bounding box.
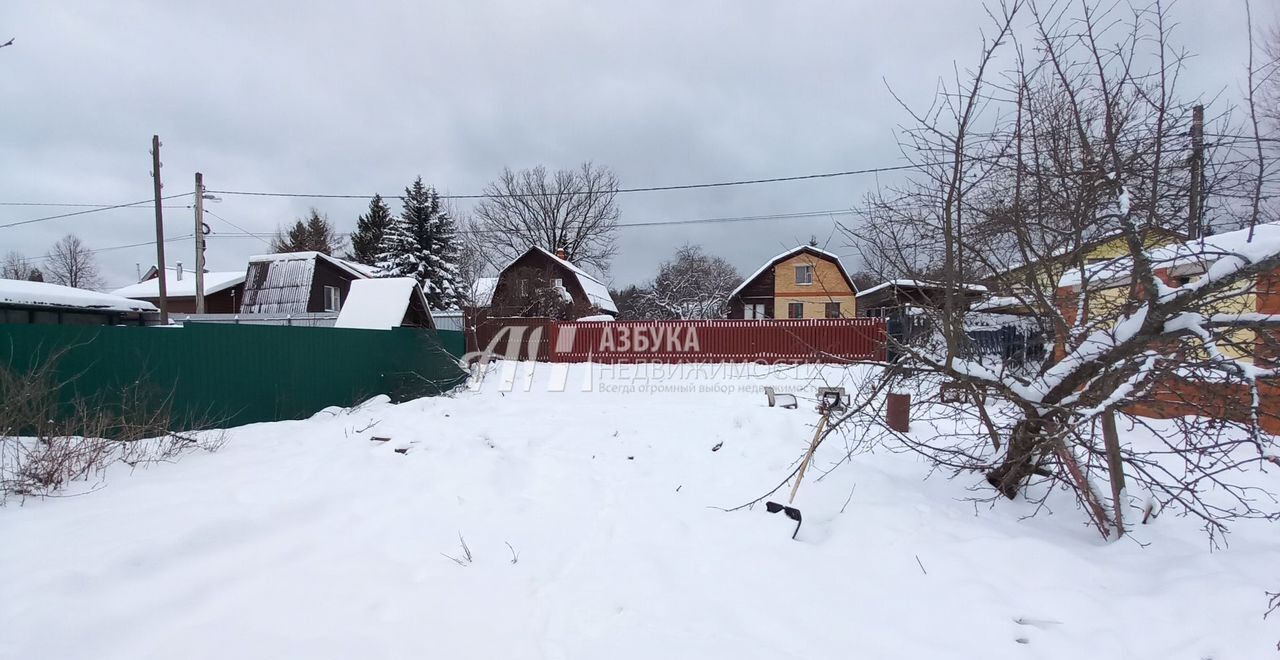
[151,135,170,324]
[1188,104,1204,240]
[194,172,207,313]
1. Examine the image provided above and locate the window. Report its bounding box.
[788,302,804,319]
[745,303,767,320]
[795,264,814,285]
[323,285,341,312]
[825,302,841,318]
[518,279,529,297]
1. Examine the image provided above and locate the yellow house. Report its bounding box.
[727,246,858,319]
[1056,223,1279,362]
[985,227,1187,315]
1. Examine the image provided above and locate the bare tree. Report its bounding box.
[639,244,741,319]
[842,0,1280,541]
[45,235,102,289]
[471,162,620,274]
[1,251,37,281]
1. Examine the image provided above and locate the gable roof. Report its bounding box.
[729,245,856,300]
[247,251,374,280]
[1059,222,1280,289]
[111,271,245,299]
[500,246,618,314]
[334,278,433,330]
[0,279,157,313]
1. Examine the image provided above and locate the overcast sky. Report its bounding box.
[2,1,1274,291]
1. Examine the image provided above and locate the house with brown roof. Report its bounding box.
[726,246,858,319]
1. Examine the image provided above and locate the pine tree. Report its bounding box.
[348,194,393,265]
[272,209,343,255]
[374,177,465,310]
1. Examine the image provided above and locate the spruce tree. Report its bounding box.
[375,177,465,310]
[348,194,393,265]
[271,209,342,255]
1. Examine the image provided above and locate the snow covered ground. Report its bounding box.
[1,362,1276,659]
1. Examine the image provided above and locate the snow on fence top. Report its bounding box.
[1059,222,1280,289]
[334,277,427,330]
[0,279,158,313]
[110,271,245,299]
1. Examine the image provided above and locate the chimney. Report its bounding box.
[176,262,184,281]
[556,247,567,260]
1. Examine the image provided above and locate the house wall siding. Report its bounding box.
[772,253,856,318]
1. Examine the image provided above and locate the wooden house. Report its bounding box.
[488,246,617,319]
[0,279,155,325]
[726,246,858,319]
[111,267,246,314]
[240,252,374,314]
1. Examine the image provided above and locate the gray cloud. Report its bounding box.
[1,0,1273,290]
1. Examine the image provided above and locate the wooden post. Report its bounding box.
[1188,104,1204,239]
[194,172,206,314]
[787,410,830,504]
[151,135,169,325]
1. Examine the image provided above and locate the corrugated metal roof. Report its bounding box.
[240,256,316,314]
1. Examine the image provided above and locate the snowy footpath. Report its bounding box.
[1,362,1276,659]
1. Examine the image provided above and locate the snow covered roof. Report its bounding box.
[470,277,499,306]
[854,279,989,298]
[0,279,157,313]
[729,245,854,300]
[505,246,618,314]
[334,278,431,330]
[110,271,245,299]
[1058,222,1280,289]
[970,295,1033,313]
[247,252,374,280]
[242,252,374,314]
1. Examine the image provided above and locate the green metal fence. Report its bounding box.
[0,323,468,429]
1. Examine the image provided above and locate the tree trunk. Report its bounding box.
[1102,408,1126,537]
[986,417,1047,499]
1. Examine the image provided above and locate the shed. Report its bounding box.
[334,278,436,330]
[0,279,156,325]
[855,280,989,317]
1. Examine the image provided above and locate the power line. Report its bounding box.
[12,234,194,266]
[201,207,861,240]
[204,164,924,201]
[204,209,272,247]
[0,201,191,209]
[0,193,193,230]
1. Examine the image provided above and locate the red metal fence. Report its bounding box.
[469,317,886,363]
